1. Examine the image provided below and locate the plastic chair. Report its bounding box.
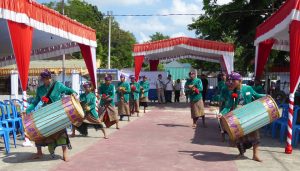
[1,101,24,138]
[292,107,300,147]
[271,104,289,142]
[0,104,19,146]
[0,121,12,153]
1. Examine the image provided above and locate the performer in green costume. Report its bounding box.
[117,74,131,121]
[139,76,150,113]
[219,72,265,162]
[185,72,205,128]
[26,69,77,161]
[129,75,141,116]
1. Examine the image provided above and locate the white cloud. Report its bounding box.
[139,32,151,43]
[217,0,233,5]
[171,32,187,38]
[160,0,203,27]
[87,0,160,6]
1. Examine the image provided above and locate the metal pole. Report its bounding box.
[108,11,112,69]
[62,0,66,84]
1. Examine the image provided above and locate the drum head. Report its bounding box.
[71,95,85,118]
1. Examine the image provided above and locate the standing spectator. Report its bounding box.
[165,75,173,103]
[185,78,190,103]
[200,74,208,103]
[156,74,165,104]
[174,79,181,102]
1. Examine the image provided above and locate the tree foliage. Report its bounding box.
[149,32,170,42]
[189,0,288,72]
[44,0,136,69]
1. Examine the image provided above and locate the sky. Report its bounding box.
[37,0,232,43]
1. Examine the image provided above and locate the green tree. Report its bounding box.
[188,0,288,72]
[44,0,136,69]
[149,32,170,42]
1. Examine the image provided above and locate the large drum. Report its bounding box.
[221,95,281,141]
[22,95,84,141]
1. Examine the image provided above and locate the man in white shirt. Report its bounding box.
[156,74,165,103]
[165,75,174,103]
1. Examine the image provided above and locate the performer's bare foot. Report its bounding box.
[253,156,262,162]
[192,124,197,129]
[62,148,69,162]
[104,136,109,139]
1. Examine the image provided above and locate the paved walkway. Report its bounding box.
[53,104,237,171]
[1,103,300,171]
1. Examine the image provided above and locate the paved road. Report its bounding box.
[53,104,237,171]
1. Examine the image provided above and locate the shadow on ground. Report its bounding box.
[1,152,62,164]
[178,150,240,162]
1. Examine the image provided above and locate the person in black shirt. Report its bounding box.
[200,74,208,103]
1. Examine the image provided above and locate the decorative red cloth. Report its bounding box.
[41,96,49,103]
[102,94,107,98]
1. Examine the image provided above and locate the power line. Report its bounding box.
[102,9,276,17]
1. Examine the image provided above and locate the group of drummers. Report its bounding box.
[185,71,265,162]
[24,70,150,161]
[23,69,267,162]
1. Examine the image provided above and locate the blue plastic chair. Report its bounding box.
[1,101,24,138]
[0,104,18,147]
[0,121,12,153]
[292,107,300,147]
[271,104,289,142]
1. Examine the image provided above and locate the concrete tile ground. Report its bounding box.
[1,102,299,171]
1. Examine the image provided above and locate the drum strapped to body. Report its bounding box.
[221,95,281,141]
[22,95,85,141]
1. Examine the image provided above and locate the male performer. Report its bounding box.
[219,72,265,162]
[117,74,131,121]
[139,76,150,113]
[71,82,108,139]
[26,69,77,161]
[98,75,120,129]
[185,72,205,128]
[129,75,141,116]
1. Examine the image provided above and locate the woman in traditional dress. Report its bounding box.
[185,72,205,128]
[219,72,265,162]
[71,82,108,139]
[139,76,150,113]
[117,74,131,121]
[98,75,120,129]
[129,75,140,116]
[26,69,77,161]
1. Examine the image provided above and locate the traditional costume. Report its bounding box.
[139,76,150,111]
[74,82,104,136]
[26,70,76,158]
[117,74,131,121]
[220,72,265,161]
[185,72,205,127]
[129,75,140,115]
[98,75,119,128]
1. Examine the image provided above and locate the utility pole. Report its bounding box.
[62,0,66,85]
[108,11,112,69]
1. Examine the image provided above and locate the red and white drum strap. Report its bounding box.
[22,91,28,111]
[286,93,294,153]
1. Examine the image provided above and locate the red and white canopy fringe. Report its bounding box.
[254,0,300,154]
[0,0,97,108]
[133,37,235,80]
